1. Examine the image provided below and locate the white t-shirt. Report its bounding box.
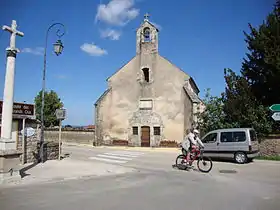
[182,132,204,150]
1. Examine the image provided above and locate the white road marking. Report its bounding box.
[88,157,127,164]
[88,151,145,164]
[104,153,138,158]
[97,154,132,160]
[117,151,145,155]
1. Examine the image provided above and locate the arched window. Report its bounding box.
[142,68,149,82]
[143,27,151,42]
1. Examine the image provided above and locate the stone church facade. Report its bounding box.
[94,15,204,147]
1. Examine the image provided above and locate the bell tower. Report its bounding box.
[136,13,159,55]
[136,13,159,98]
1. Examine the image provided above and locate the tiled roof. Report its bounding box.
[94,88,111,106]
[183,85,200,103]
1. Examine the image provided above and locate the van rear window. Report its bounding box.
[249,130,257,141]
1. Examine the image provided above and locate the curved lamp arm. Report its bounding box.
[44,23,66,55]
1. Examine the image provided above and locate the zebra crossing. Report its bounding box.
[88,150,145,164]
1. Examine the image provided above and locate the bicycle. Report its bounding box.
[175,146,213,173]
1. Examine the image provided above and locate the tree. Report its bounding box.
[222,68,272,136]
[196,88,236,135]
[197,70,273,137]
[34,90,64,127]
[197,1,279,136]
[241,1,280,106]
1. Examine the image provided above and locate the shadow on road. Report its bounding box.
[19,153,71,178]
[209,157,255,164]
[171,164,200,173]
[19,162,38,178]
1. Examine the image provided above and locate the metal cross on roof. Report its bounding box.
[144,13,150,21]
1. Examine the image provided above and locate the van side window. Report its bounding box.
[202,133,217,143]
[233,131,246,142]
[221,131,246,142]
[221,132,233,142]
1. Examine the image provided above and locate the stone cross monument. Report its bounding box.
[1,20,24,148]
[0,20,24,183]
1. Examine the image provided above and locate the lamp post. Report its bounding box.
[39,23,65,163]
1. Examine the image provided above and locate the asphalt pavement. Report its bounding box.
[0,144,279,210]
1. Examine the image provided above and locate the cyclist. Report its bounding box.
[181,129,204,165]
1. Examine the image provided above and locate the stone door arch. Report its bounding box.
[129,110,163,147]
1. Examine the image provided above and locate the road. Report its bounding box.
[1,145,280,210]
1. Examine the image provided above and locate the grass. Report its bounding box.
[256,155,280,161]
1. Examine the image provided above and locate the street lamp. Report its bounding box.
[40,23,65,163]
[53,39,64,56]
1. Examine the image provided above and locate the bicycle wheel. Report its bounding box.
[176,154,188,170]
[197,156,213,173]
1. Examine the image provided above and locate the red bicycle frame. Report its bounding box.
[184,147,201,165]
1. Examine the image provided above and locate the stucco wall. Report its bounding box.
[184,93,194,135]
[98,56,139,144]
[153,55,190,141]
[96,53,195,145]
[95,89,113,145]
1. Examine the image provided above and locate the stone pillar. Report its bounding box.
[1,51,16,148]
[0,20,24,184]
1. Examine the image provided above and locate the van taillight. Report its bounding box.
[249,145,252,152]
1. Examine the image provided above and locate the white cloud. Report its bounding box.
[80,43,108,56]
[95,0,139,26]
[100,29,121,40]
[54,74,67,79]
[21,47,44,55]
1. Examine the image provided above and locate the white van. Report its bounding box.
[201,128,260,164]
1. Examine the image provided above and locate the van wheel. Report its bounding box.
[234,152,247,164]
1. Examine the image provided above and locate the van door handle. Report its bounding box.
[217,142,220,146]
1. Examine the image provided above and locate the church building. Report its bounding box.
[94,14,204,147]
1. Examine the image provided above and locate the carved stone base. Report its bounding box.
[0,149,22,184]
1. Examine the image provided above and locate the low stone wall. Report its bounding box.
[41,141,59,161]
[44,130,95,145]
[259,138,280,157]
[112,140,128,146]
[159,140,180,147]
[17,129,59,163]
[17,129,39,163]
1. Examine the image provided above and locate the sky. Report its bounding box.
[0,0,275,126]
